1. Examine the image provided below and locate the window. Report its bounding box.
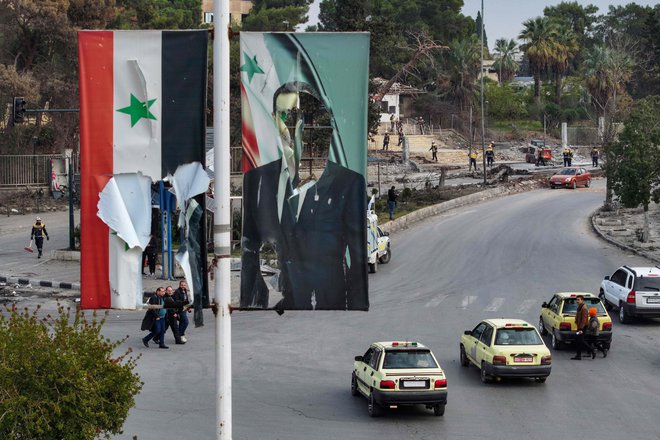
[559,168,577,175]
[626,275,633,289]
[494,328,543,345]
[382,350,438,369]
[561,297,606,315]
[611,269,628,286]
[388,106,396,114]
[369,349,381,370]
[548,296,560,314]
[634,276,660,291]
[362,348,374,365]
[204,12,213,23]
[472,323,486,340]
[480,325,494,346]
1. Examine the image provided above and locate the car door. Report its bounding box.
[541,295,558,330]
[357,348,374,393]
[468,323,486,362]
[606,269,627,304]
[366,348,382,389]
[476,324,494,365]
[578,168,587,185]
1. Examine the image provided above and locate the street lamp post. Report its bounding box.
[480,0,486,184]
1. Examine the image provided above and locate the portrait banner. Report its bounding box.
[239,32,370,311]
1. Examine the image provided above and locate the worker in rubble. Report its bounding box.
[562,146,571,167]
[383,132,390,151]
[485,142,495,167]
[30,217,49,258]
[429,141,438,162]
[536,147,546,166]
[567,146,574,166]
[468,150,478,171]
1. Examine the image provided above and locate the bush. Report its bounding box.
[0,304,143,440]
[485,83,528,120]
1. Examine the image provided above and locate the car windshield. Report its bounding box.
[494,328,543,345]
[558,168,577,175]
[382,350,438,369]
[634,276,660,291]
[562,298,606,315]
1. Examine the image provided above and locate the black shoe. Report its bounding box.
[142,338,149,348]
[159,345,169,349]
[591,351,596,359]
[570,356,582,360]
[603,349,608,358]
[175,340,186,345]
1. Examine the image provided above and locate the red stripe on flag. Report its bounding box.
[79,31,113,309]
[241,83,259,173]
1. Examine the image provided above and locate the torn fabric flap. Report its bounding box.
[175,245,194,305]
[97,173,152,250]
[169,161,210,228]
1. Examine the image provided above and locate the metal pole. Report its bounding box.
[480,0,487,184]
[67,156,74,250]
[213,1,232,439]
[159,181,165,280]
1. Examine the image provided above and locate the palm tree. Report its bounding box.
[440,37,481,111]
[492,38,519,84]
[549,26,579,104]
[519,17,558,105]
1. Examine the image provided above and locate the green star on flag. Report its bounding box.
[240,52,264,83]
[117,94,157,127]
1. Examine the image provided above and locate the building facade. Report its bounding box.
[201,0,253,24]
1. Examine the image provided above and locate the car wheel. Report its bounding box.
[433,404,445,416]
[550,184,556,189]
[619,303,631,324]
[539,317,547,335]
[551,332,562,350]
[571,180,577,189]
[368,391,381,417]
[480,362,492,384]
[351,373,359,397]
[368,262,377,274]
[535,377,547,384]
[585,179,591,188]
[460,345,469,367]
[379,248,391,264]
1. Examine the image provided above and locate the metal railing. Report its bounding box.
[0,154,61,187]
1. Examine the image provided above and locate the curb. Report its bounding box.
[381,179,545,234]
[590,209,660,264]
[0,275,80,291]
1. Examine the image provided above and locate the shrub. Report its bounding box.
[0,304,143,440]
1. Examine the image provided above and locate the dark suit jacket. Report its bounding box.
[241,159,368,311]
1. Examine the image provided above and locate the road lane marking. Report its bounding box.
[484,297,505,312]
[424,294,449,308]
[517,299,537,314]
[460,295,478,308]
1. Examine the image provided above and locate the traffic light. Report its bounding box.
[13,97,26,124]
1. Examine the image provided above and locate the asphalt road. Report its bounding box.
[5,180,660,439]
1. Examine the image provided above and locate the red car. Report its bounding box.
[549,167,591,189]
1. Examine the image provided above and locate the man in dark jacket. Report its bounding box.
[141,287,168,349]
[173,280,191,342]
[30,217,49,258]
[571,295,594,360]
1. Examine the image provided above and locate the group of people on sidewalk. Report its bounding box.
[141,280,192,349]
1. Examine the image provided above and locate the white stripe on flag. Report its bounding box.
[113,31,162,180]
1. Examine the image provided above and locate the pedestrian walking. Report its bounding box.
[164,286,185,345]
[468,151,478,171]
[585,307,606,358]
[144,235,157,277]
[429,141,438,162]
[571,295,594,360]
[591,147,599,167]
[30,217,49,258]
[417,116,425,135]
[387,186,397,221]
[141,287,169,349]
[383,132,390,151]
[389,113,395,132]
[397,129,404,147]
[173,280,191,342]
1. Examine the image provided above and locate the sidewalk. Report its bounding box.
[591,202,660,264]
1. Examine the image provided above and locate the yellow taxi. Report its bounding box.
[352,341,447,417]
[538,292,612,352]
[460,319,551,383]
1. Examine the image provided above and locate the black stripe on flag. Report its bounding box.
[161,31,208,176]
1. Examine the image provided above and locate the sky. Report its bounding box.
[306,0,657,50]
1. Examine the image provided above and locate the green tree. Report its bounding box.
[438,36,480,111]
[492,38,519,83]
[608,96,660,242]
[475,10,488,56]
[242,0,313,31]
[519,17,558,105]
[544,1,599,64]
[548,25,578,104]
[0,304,143,439]
[111,0,203,30]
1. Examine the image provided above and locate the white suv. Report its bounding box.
[600,266,660,323]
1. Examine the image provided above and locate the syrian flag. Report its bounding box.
[78,30,207,309]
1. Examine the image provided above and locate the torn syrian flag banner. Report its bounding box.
[78,30,208,309]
